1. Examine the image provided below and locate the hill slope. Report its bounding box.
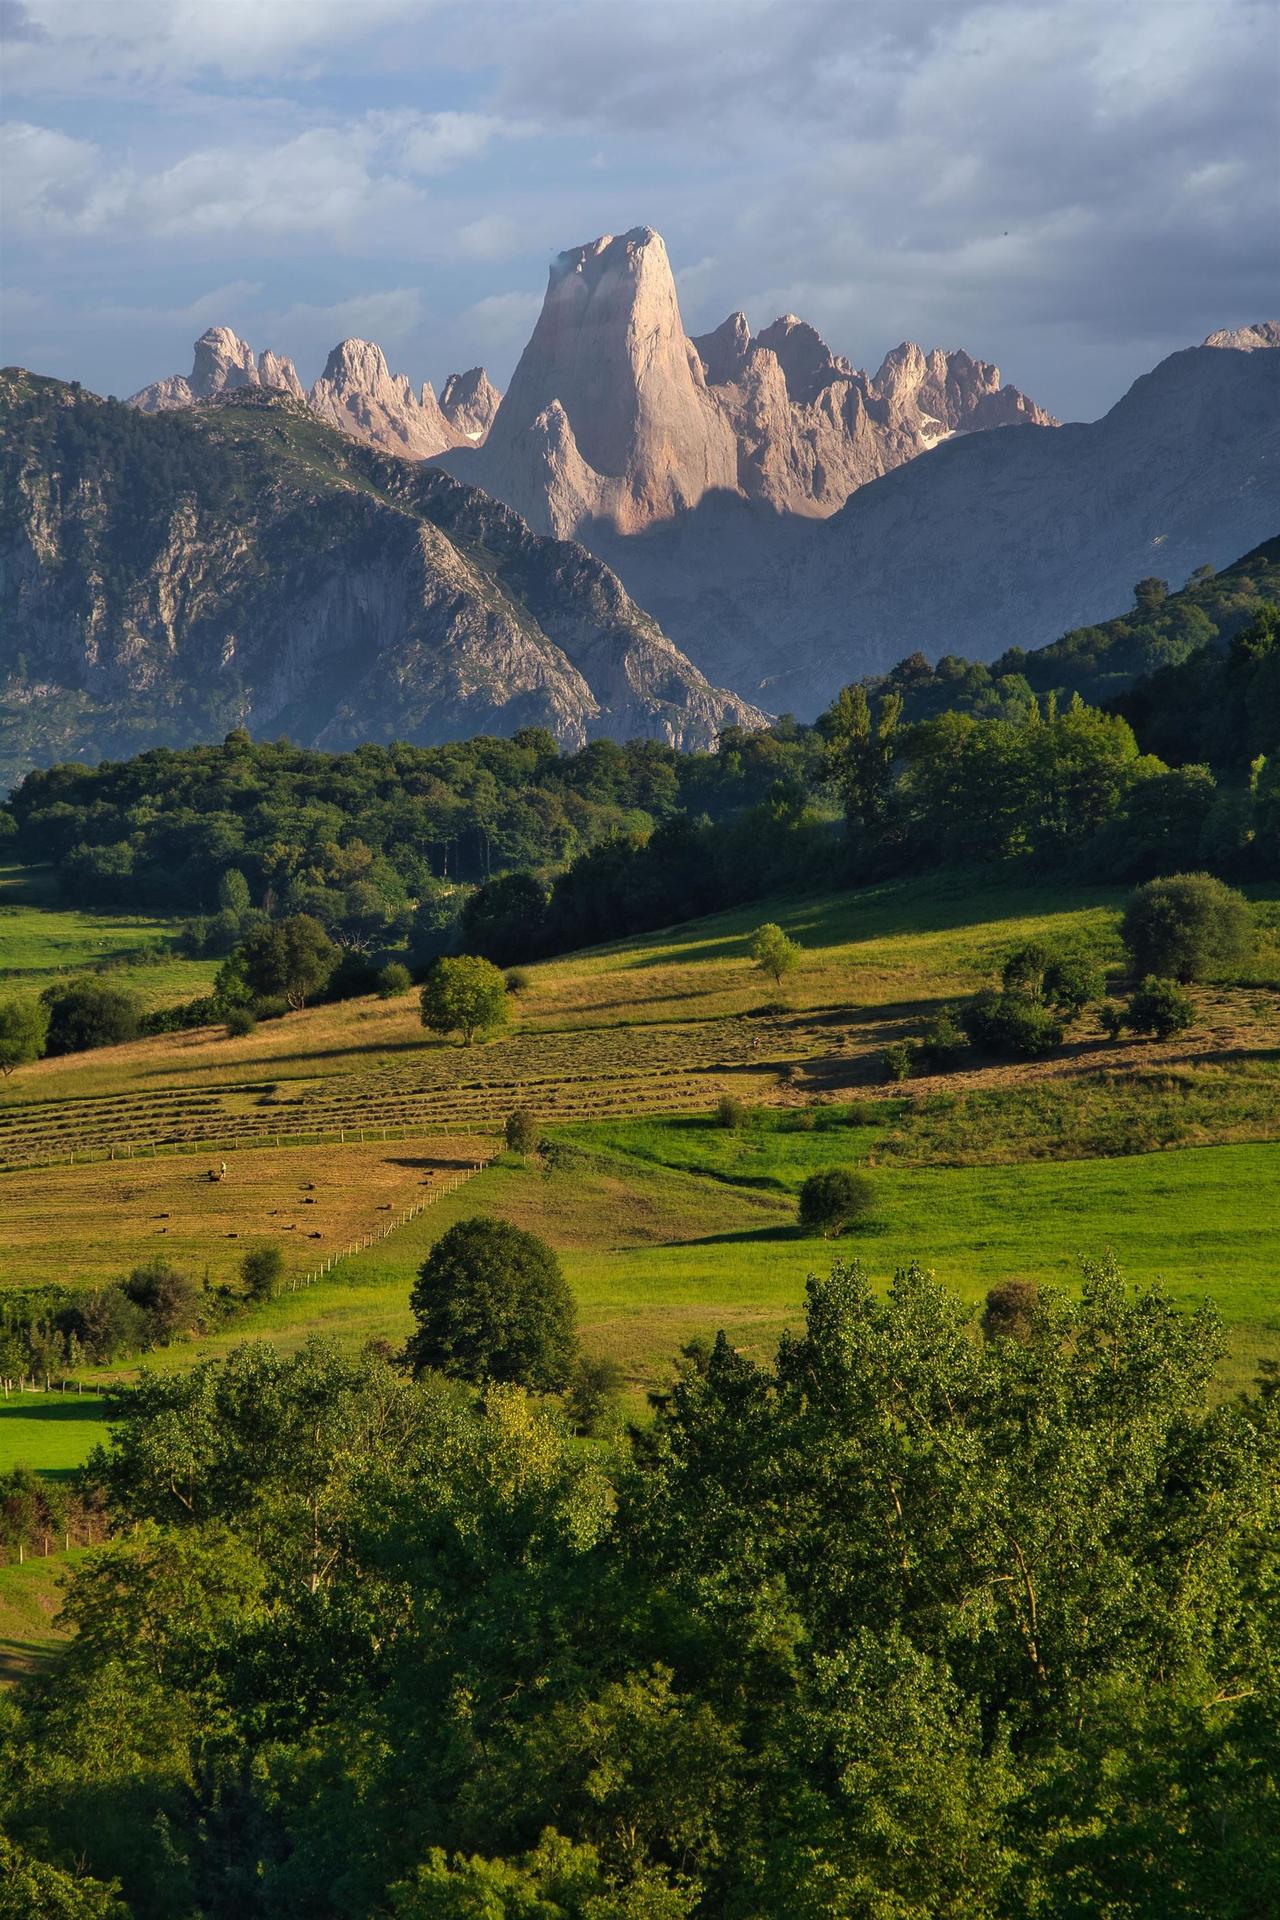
[596,342,1280,712]
[0,372,762,788]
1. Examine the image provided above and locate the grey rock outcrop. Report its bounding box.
[1203,320,1280,352]
[440,367,501,442]
[443,228,741,537]
[307,338,461,459]
[129,326,303,413]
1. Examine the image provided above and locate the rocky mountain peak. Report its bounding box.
[440,367,501,442]
[256,348,305,401]
[190,326,257,396]
[460,224,738,536]
[755,314,855,406]
[692,312,753,386]
[308,340,459,460]
[1204,320,1280,351]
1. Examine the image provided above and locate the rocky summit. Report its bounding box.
[131,329,502,463]
[0,370,762,784]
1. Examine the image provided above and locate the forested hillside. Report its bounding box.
[7,589,1277,964]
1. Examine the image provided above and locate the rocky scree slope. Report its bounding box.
[0,371,762,785]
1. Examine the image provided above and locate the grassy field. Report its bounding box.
[0,867,1274,1420]
[0,1552,84,1686]
[0,863,218,1011]
[0,1135,494,1292]
[0,1393,109,1475]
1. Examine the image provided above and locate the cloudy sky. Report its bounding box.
[2,0,1276,421]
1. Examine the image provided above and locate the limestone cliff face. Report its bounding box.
[0,373,763,780]
[307,338,460,459]
[130,326,303,412]
[1204,321,1280,352]
[129,330,501,462]
[440,367,501,441]
[599,341,1280,716]
[687,311,1057,519]
[450,228,740,537]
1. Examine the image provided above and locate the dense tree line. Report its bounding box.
[0,1258,1275,1916]
[6,600,1276,973]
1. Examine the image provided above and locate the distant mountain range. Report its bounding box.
[0,371,761,789]
[120,226,1278,718]
[1,227,1276,782]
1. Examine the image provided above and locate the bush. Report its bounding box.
[0,996,48,1076]
[1123,976,1197,1041]
[982,1278,1040,1342]
[225,1006,256,1038]
[122,1259,200,1346]
[882,1040,916,1083]
[919,1007,969,1068]
[1098,1001,1127,1039]
[405,1216,576,1390]
[504,967,531,994]
[40,978,142,1056]
[419,955,511,1046]
[960,990,1064,1058]
[241,1245,284,1301]
[1120,872,1253,983]
[798,1168,876,1235]
[716,1093,748,1128]
[504,1108,541,1155]
[1042,951,1106,1016]
[566,1354,625,1435]
[253,995,289,1021]
[377,962,413,998]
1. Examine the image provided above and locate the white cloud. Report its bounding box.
[458,289,542,356]
[455,213,523,262]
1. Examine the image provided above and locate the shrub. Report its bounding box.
[1123,976,1197,1041]
[0,997,48,1076]
[961,990,1064,1058]
[1001,942,1052,1000]
[1043,951,1106,1016]
[254,995,289,1021]
[750,922,802,988]
[882,1040,916,1083]
[405,1216,576,1390]
[225,1006,256,1038]
[377,962,413,998]
[504,1108,541,1154]
[419,955,511,1046]
[241,1245,284,1301]
[1120,872,1253,983]
[716,1093,748,1128]
[1098,1001,1127,1039]
[122,1259,200,1346]
[982,1278,1040,1342]
[566,1354,625,1435]
[919,1008,969,1068]
[504,967,531,995]
[798,1168,876,1235]
[40,978,142,1056]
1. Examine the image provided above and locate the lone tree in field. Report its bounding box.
[751,922,802,989]
[405,1216,575,1390]
[0,998,48,1076]
[419,955,511,1046]
[1120,873,1253,984]
[798,1168,876,1236]
[238,915,337,1010]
